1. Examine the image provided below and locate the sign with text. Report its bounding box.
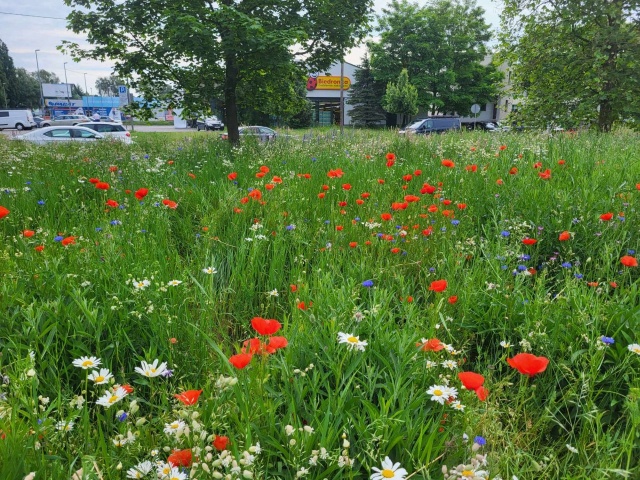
[118,85,129,106]
[306,75,351,91]
[42,83,73,98]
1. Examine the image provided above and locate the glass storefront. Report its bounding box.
[310,99,342,126]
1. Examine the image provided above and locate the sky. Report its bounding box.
[0,0,502,94]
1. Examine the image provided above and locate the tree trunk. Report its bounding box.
[224,51,240,145]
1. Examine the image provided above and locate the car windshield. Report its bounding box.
[406,120,424,130]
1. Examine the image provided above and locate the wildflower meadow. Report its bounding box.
[0,129,639,479]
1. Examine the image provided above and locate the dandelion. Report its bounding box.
[96,387,128,409]
[134,359,168,377]
[88,368,113,385]
[370,456,408,480]
[164,420,186,436]
[202,266,218,274]
[72,356,102,370]
[337,332,367,351]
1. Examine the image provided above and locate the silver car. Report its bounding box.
[41,114,90,127]
[13,126,105,144]
[77,122,132,144]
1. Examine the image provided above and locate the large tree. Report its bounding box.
[383,68,418,126]
[95,75,122,96]
[0,39,17,108]
[12,68,40,108]
[62,0,373,143]
[369,0,501,116]
[500,0,640,132]
[347,55,386,126]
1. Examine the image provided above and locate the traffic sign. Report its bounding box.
[118,85,129,107]
[470,104,481,114]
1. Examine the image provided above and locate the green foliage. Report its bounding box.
[382,68,418,126]
[499,0,640,132]
[370,0,501,115]
[94,75,122,97]
[61,0,373,142]
[347,55,387,127]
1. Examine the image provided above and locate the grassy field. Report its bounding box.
[0,129,639,479]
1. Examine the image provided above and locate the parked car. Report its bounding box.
[197,116,224,131]
[399,116,461,135]
[0,109,37,130]
[221,126,277,142]
[41,114,90,127]
[32,116,45,128]
[77,122,132,144]
[12,126,105,144]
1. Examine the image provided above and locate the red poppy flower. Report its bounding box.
[242,338,267,355]
[168,449,192,467]
[318,192,326,199]
[248,189,262,200]
[265,183,274,190]
[356,199,364,205]
[213,435,229,451]
[259,165,270,173]
[620,255,638,267]
[421,183,436,195]
[106,199,119,208]
[422,227,433,236]
[327,168,344,178]
[458,371,485,391]
[429,279,447,292]
[109,165,118,172]
[499,145,507,151]
[23,230,35,238]
[35,245,44,252]
[402,174,412,182]
[391,202,408,210]
[538,169,551,179]
[496,178,503,185]
[441,159,455,168]
[342,183,352,190]
[162,199,178,209]
[522,238,537,245]
[89,178,100,184]
[599,212,613,221]
[509,167,518,175]
[134,188,148,200]
[0,206,9,219]
[174,390,203,406]
[507,353,549,377]
[456,203,467,210]
[428,204,438,213]
[256,172,266,179]
[227,172,237,181]
[558,159,566,165]
[404,195,420,203]
[377,178,385,184]
[336,225,343,231]
[229,353,253,369]
[349,242,358,248]
[558,231,571,241]
[448,295,458,304]
[267,336,288,352]
[475,386,489,401]
[380,213,392,221]
[188,172,196,179]
[386,152,396,161]
[416,338,445,352]
[61,236,76,246]
[465,164,478,172]
[338,201,347,207]
[120,384,134,394]
[251,317,282,335]
[290,284,298,292]
[95,182,110,190]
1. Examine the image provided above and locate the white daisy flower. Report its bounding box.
[96,386,128,409]
[566,444,579,454]
[337,332,368,351]
[88,368,113,385]
[56,420,74,432]
[451,401,465,411]
[134,359,167,378]
[165,466,187,480]
[164,419,186,436]
[628,343,640,355]
[133,279,151,290]
[500,340,512,348]
[441,360,458,370]
[167,280,182,286]
[370,456,408,480]
[72,356,102,370]
[426,385,457,405]
[202,266,218,274]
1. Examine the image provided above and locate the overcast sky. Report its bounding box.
[0,0,502,94]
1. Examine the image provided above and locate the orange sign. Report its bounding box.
[306,76,351,91]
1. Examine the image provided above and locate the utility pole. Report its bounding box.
[339,60,344,135]
[83,73,88,96]
[35,49,44,114]
[63,62,70,114]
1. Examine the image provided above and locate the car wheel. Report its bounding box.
[42,123,50,128]
[16,123,24,131]
[197,125,201,131]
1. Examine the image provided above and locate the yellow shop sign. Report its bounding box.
[306,75,351,91]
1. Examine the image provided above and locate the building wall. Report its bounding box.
[306,62,358,125]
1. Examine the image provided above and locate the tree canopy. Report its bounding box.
[347,56,386,126]
[383,68,418,126]
[62,0,373,142]
[500,0,640,132]
[369,0,501,116]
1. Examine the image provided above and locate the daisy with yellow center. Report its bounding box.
[134,359,168,378]
[163,420,186,436]
[337,332,368,351]
[370,456,408,480]
[88,368,113,385]
[426,384,458,405]
[628,343,640,355]
[72,356,102,370]
[95,386,128,409]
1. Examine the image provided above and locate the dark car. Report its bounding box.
[33,116,45,128]
[221,126,277,142]
[399,116,461,135]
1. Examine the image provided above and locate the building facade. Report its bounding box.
[305,62,359,126]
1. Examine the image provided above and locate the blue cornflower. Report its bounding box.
[117,412,128,422]
[285,225,295,231]
[429,267,436,273]
[520,254,531,261]
[324,220,331,224]
[162,369,174,378]
[95,227,102,232]
[54,235,63,242]
[561,262,572,268]
[600,336,615,345]
[451,220,460,226]
[37,200,45,205]
[574,273,583,279]
[362,280,374,288]
[110,220,121,226]
[440,227,447,232]
[501,230,510,237]
[474,436,486,446]
[517,265,528,271]
[628,249,636,255]
[501,265,508,270]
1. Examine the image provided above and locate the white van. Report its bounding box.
[0,109,37,131]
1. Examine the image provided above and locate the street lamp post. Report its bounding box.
[35,49,44,115]
[83,73,88,96]
[63,62,70,114]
